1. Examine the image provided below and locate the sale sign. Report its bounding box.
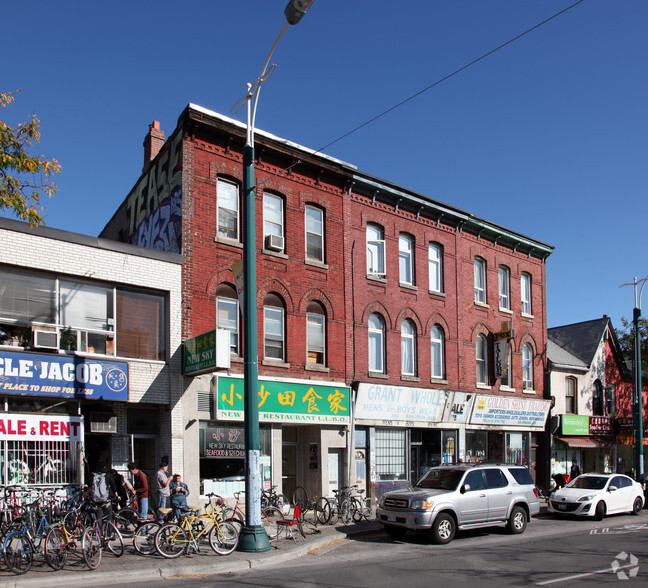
[0,413,83,441]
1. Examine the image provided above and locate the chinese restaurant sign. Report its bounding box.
[0,350,128,401]
[562,414,612,435]
[470,394,551,430]
[200,424,245,459]
[216,376,350,424]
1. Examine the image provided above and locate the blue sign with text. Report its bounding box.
[0,350,129,401]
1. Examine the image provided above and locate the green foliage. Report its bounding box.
[1,90,60,226]
[615,316,648,383]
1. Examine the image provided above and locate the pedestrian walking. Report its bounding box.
[570,459,580,480]
[128,462,149,520]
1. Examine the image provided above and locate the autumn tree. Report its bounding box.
[0,91,60,226]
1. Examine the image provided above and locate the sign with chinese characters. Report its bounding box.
[0,350,128,401]
[0,413,83,442]
[216,376,350,424]
[183,329,230,375]
[200,424,245,458]
[470,394,551,429]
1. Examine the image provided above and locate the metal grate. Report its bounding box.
[4,439,80,485]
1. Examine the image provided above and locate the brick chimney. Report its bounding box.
[143,120,165,172]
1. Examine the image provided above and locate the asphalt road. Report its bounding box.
[127,511,648,587]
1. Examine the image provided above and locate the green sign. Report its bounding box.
[561,414,589,435]
[217,375,350,424]
[184,330,217,375]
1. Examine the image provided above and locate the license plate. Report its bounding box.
[557,504,566,510]
[387,515,396,522]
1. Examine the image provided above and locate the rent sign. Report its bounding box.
[0,413,83,441]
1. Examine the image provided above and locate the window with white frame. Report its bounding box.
[305,205,324,262]
[399,233,414,285]
[521,272,532,315]
[306,301,326,365]
[474,257,487,304]
[522,343,533,389]
[263,294,285,361]
[502,346,513,388]
[216,284,239,356]
[263,193,284,250]
[217,179,239,240]
[499,265,511,310]
[565,377,576,413]
[366,223,386,276]
[430,324,445,380]
[428,242,443,293]
[476,334,488,385]
[375,428,407,481]
[368,313,386,373]
[400,318,417,376]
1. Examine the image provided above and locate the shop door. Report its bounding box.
[132,436,157,497]
[282,427,298,501]
[328,449,342,496]
[410,446,421,483]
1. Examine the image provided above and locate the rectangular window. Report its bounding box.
[305,205,324,262]
[366,224,385,276]
[375,428,407,481]
[565,378,575,413]
[217,179,239,240]
[499,266,510,310]
[306,312,325,365]
[398,234,414,285]
[116,289,166,361]
[263,193,284,239]
[521,273,532,315]
[474,258,486,304]
[264,306,284,361]
[0,269,55,324]
[217,297,239,355]
[428,243,443,293]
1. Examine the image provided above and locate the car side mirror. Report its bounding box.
[461,484,471,494]
[608,485,617,492]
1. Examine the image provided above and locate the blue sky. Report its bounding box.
[3,1,646,330]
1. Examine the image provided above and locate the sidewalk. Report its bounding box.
[2,517,382,588]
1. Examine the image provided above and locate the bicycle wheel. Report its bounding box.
[114,508,139,536]
[209,520,239,555]
[44,525,69,570]
[276,494,290,514]
[329,502,339,525]
[81,526,102,570]
[292,486,309,512]
[340,499,352,524]
[102,521,124,557]
[315,497,331,524]
[3,530,34,575]
[132,521,160,556]
[261,506,282,540]
[351,497,364,522]
[155,523,187,558]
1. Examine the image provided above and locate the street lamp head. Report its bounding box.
[285,0,315,25]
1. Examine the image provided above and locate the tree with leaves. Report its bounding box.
[0,91,60,226]
[615,316,648,384]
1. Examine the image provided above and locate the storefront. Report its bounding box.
[353,384,551,499]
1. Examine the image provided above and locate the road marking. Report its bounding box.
[536,563,636,585]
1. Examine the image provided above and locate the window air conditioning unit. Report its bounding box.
[90,412,117,434]
[265,234,284,252]
[33,330,59,350]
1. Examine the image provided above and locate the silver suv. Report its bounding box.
[376,463,540,544]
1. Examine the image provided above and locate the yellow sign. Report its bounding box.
[494,330,512,341]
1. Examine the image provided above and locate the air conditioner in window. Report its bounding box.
[265,234,284,252]
[33,330,59,350]
[90,412,117,434]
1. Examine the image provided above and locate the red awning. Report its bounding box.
[558,436,615,449]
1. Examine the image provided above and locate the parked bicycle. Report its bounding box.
[80,505,124,570]
[2,501,53,574]
[292,485,331,526]
[261,485,289,512]
[220,491,282,540]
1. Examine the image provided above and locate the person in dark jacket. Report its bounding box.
[90,461,119,522]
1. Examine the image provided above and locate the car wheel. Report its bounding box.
[631,497,643,516]
[508,506,527,534]
[594,501,606,521]
[431,513,455,545]
[384,524,407,538]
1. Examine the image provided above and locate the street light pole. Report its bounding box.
[621,275,647,483]
[234,0,315,553]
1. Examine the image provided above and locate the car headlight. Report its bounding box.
[578,495,595,502]
[411,498,434,510]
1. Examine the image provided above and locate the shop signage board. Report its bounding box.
[0,413,83,442]
[562,414,612,435]
[442,392,475,423]
[216,375,350,424]
[183,329,230,375]
[200,424,245,458]
[355,383,449,425]
[0,350,128,401]
[470,394,551,429]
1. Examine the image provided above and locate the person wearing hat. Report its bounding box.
[169,473,190,522]
[156,462,171,522]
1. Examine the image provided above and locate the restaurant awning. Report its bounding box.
[557,436,615,449]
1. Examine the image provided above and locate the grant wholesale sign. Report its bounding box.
[470,395,551,429]
[216,375,350,424]
[0,350,128,401]
[0,413,83,441]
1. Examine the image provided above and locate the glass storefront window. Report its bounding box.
[465,430,487,463]
[506,432,528,465]
[375,428,407,481]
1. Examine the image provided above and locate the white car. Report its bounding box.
[548,473,644,520]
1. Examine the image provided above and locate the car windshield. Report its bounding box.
[565,475,607,490]
[415,468,464,490]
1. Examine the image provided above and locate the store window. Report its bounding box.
[506,432,528,466]
[375,428,407,481]
[465,430,487,463]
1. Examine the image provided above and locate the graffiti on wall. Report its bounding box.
[133,186,182,252]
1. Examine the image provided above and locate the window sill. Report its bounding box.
[368,371,389,379]
[499,386,516,393]
[522,388,537,395]
[263,249,288,259]
[304,259,329,270]
[521,312,534,319]
[401,375,420,383]
[399,283,417,292]
[429,290,446,298]
[261,359,291,368]
[476,383,491,390]
[430,378,448,385]
[213,236,243,249]
[367,274,386,283]
[499,307,513,315]
[305,364,329,373]
[230,355,243,363]
[474,301,490,309]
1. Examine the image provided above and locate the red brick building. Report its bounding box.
[101,104,553,500]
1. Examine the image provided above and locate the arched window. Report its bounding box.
[522,343,533,390]
[263,293,285,361]
[306,301,326,365]
[399,233,414,286]
[476,334,488,385]
[593,380,604,416]
[368,313,386,373]
[216,283,239,355]
[401,319,417,376]
[565,377,577,413]
[430,324,445,380]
